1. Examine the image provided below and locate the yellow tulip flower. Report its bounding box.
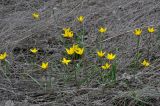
[99,27,107,33]
[63,28,71,32]
[106,53,116,60]
[101,63,111,70]
[72,44,79,50]
[63,31,73,38]
[148,27,155,33]
[62,58,71,65]
[134,28,142,36]
[75,48,84,55]
[32,12,40,19]
[66,47,74,55]
[0,52,7,60]
[141,59,150,67]
[30,48,38,54]
[65,44,84,55]
[62,28,74,38]
[77,15,84,23]
[97,50,105,57]
[41,62,48,70]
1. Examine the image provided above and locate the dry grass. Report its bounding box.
[0,0,160,106]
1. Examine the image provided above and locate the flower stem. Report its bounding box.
[136,36,140,63]
[81,23,85,46]
[137,36,140,55]
[100,33,103,50]
[147,33,151,60]
[75,63,80,88]
[0,61,11,83]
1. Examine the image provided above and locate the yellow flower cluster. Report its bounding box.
[97,51,116,60]
[133,26,155,36]
[7,14,155,73]
[62,44,84,65]
[102,53,116,70]
[96,50,116,70]
[30,47,49,70]
[60,16,86,65]
[66,44,84,56]
[132,26,155,67]
[62,28,74,38]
